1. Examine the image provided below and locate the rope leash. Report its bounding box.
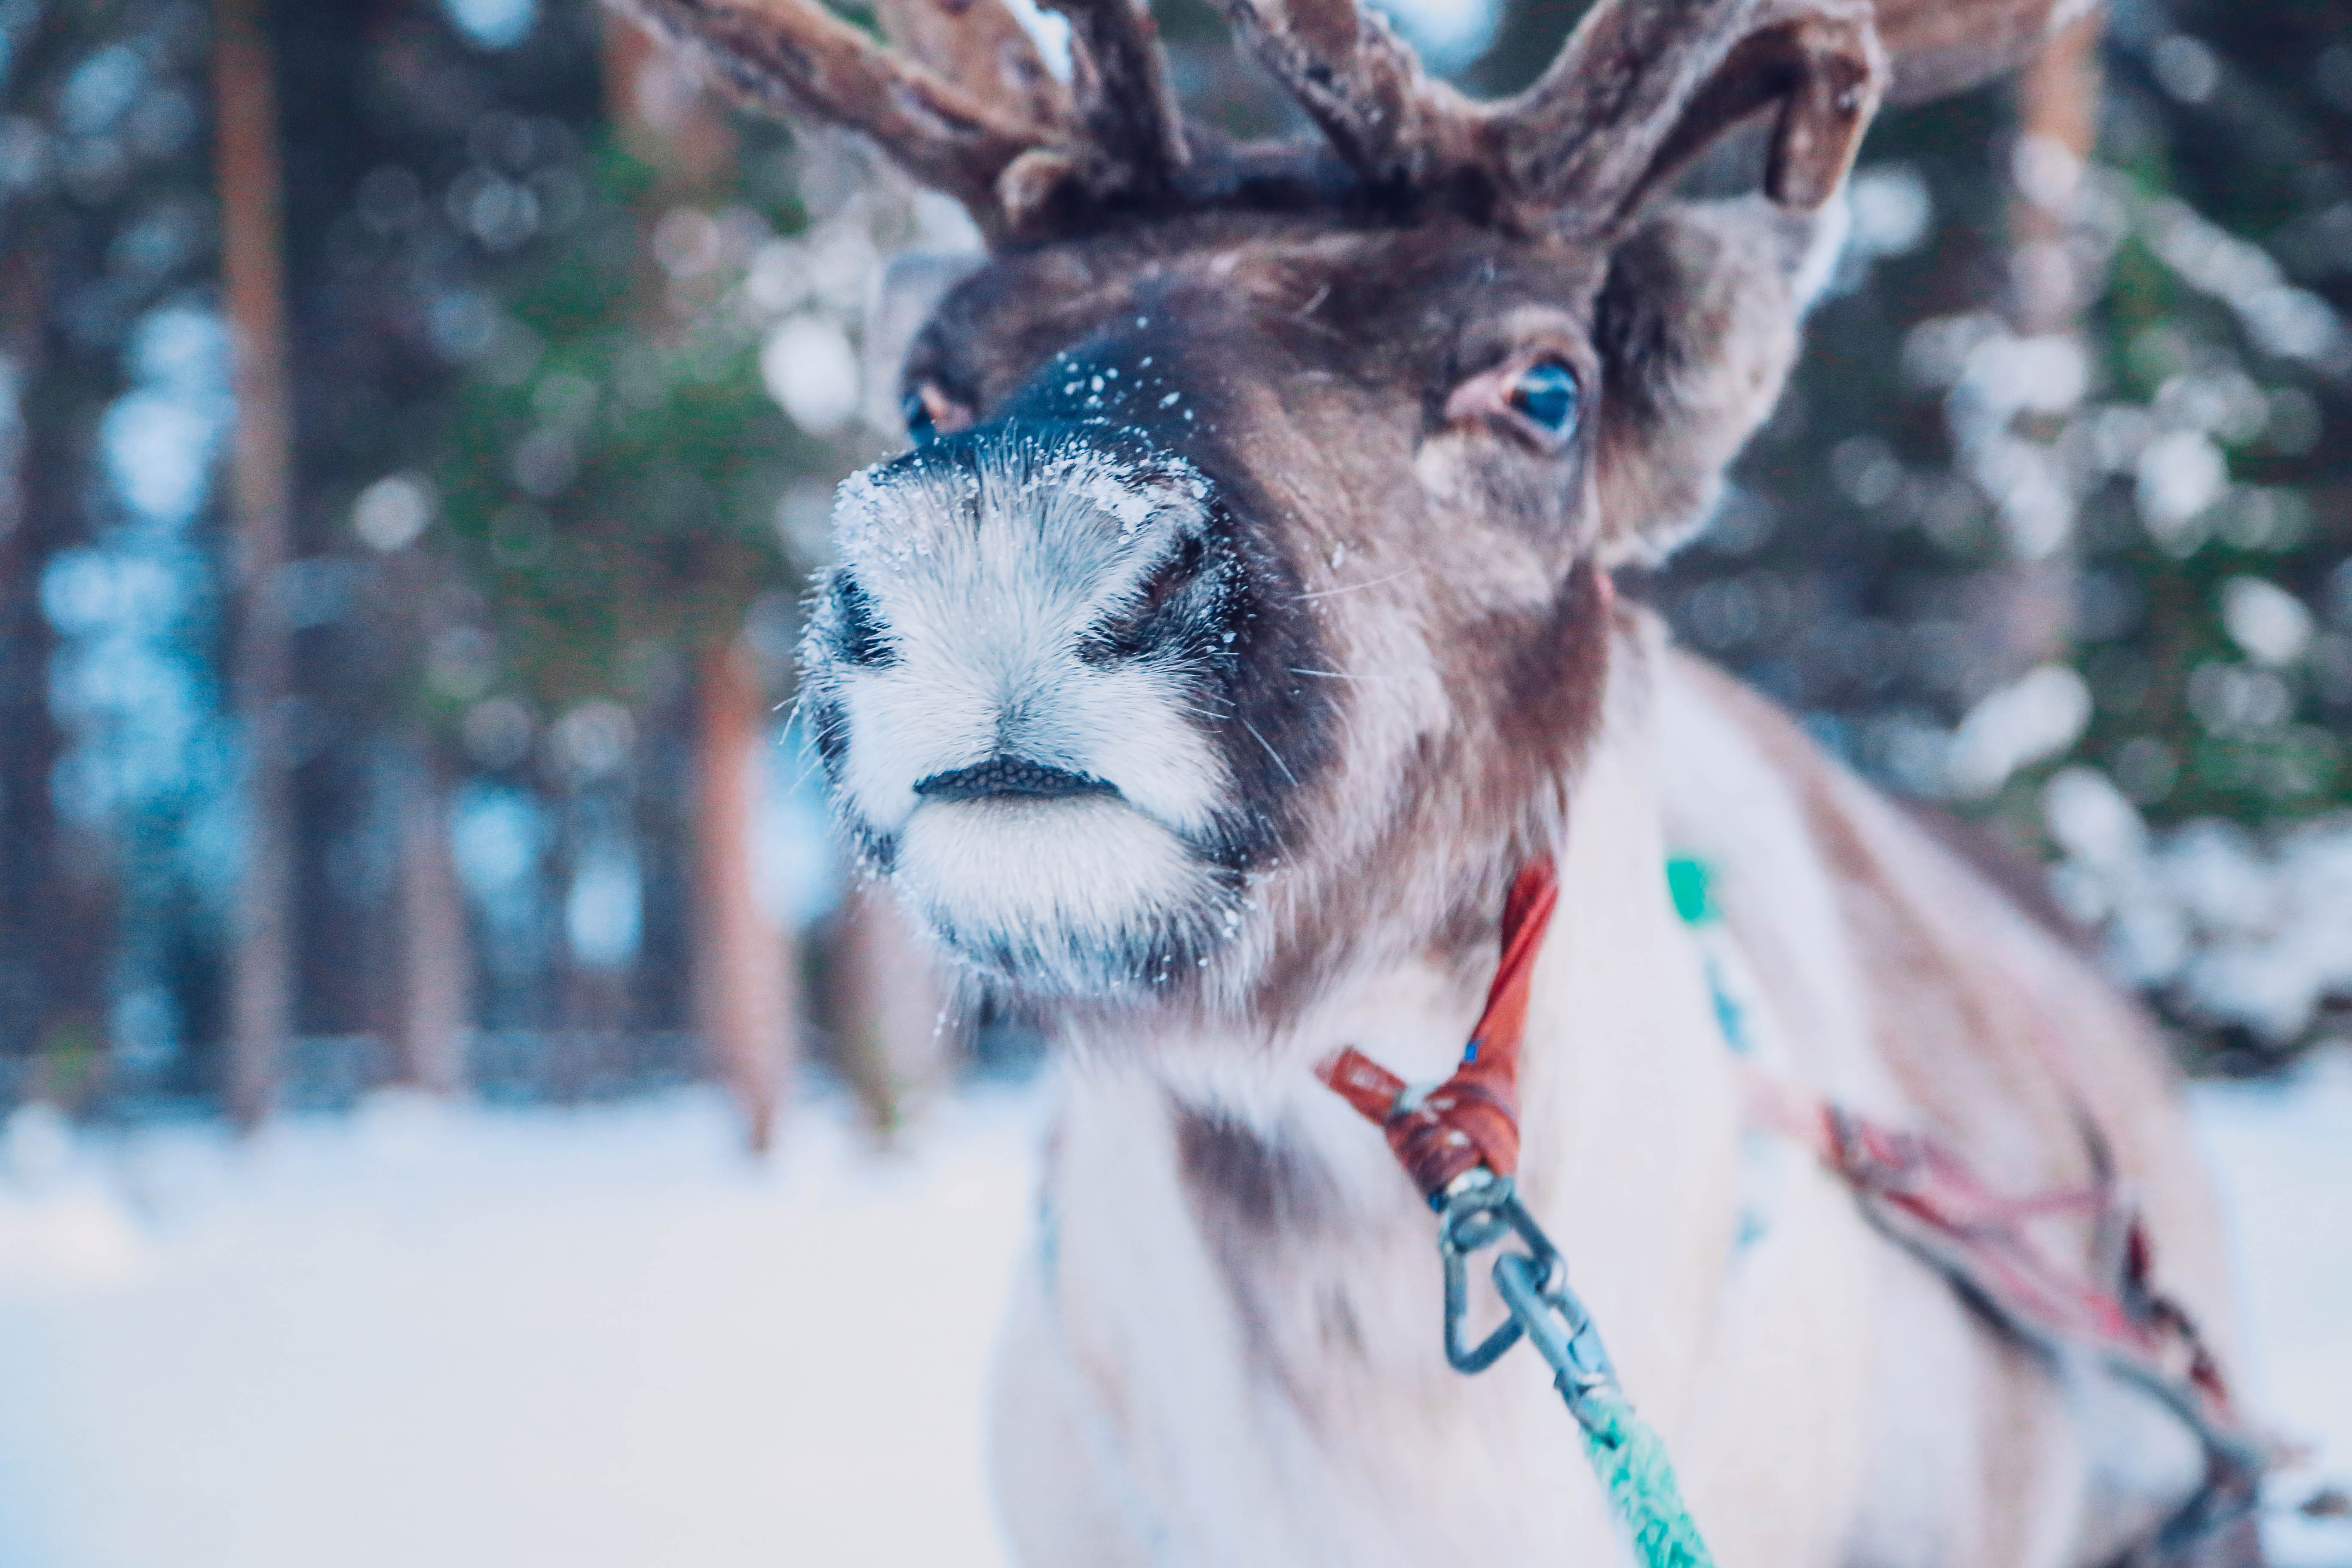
[1437,1171,1718,1568]
[1320,858,1720,1568]
[1317,854,2276,1568]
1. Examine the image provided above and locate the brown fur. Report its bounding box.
[627,1,2247,1560]
[878,201,1822,1032]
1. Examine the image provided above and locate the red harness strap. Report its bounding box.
[1742,1072,2259,1478]
[1318,858,1559,1202]
[1318,857,2269,1543]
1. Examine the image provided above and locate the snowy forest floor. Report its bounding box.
[0,1056,2344,1568]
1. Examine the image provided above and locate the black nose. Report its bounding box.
[914,755,1121,803]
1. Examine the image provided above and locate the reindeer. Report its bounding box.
[620,0,2255,1561]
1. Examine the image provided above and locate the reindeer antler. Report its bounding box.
[615,0,2093,245]
[870,0,1070,135]
[1214,0,2084,236]
[1208,0,1883,235]
[611,0,1193,236]
[1210,0,1476,190]
[1488,0,1885,238]
[611,0,1056,239]
[1043,0,1191,195]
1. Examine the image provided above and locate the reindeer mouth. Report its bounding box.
[914,755,1123,805]
[888,765,1221,996]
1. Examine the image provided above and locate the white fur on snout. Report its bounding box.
[816,431,1239,981]
[842,658,1222,835]
[897,797,1224,989]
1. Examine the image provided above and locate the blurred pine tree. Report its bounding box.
[0,0,229,1109]
[416,6,976,1141]
[1650,0,2352,1066]
[9,0,2346,1119]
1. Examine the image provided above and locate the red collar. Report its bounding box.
[1317,857,1559,1204]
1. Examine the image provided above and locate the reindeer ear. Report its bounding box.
[1590,195,1833,564]
[1494,0,1885,242]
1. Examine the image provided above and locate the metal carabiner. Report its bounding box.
[1436,1174,1535,1372]
[1434,1172,1622,1418]
[1493,1250,1622,1424]
[1428,1172,1719,1568]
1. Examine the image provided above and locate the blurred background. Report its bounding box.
[0,0,2345,1564]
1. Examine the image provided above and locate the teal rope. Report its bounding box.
[1572,1389,1718,1568]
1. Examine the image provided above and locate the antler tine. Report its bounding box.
[1037,0,1191,194]
[872,0,1072,137]
[1210,0,1477,189]
[1488,0,1884,239]
[1871,0,2089,105]
[607,0,1055,242]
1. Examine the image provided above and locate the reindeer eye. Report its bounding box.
[1508,360,1580,434]
[900,382,971,446]
[901,391,937,445]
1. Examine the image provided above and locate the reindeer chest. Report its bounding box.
[1014,893,1883,1568]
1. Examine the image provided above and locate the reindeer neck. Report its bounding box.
[1050,629,1749,1399]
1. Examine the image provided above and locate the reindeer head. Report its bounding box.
[622,0,2079,1017]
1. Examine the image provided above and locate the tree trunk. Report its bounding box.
[0,233,52,1068]
[602,13,737,192]
[830,883,952,1137]
[392,737,468,1095]
[604,10,791,1150]
[691,637,794,1152]
[2008,14,2102,338]
[0,210,113,1101]
[215,0,299,1130]
[554,787,635,1099]
[1983,11,2104,681]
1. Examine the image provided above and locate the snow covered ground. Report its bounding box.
[0,1086,1042,1568]
[0,1057,2342,1568]
[2187,1050,2352,1567]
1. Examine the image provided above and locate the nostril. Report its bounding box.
[830,573,897,668]
[914,756,1121,803]
[1081,534,1212,665]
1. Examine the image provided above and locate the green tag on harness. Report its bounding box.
[1666,856,1715,926]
